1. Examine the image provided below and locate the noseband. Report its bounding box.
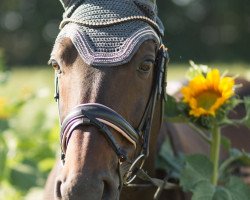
[60,103,139,162]
[54,45,176,198]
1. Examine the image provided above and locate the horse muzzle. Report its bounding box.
[55,127,121,200]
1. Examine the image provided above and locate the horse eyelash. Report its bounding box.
[48,58,57,66]
[48,59,60,69]
[48,59,52,65]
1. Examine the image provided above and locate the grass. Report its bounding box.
[167,62,250,81]
[0,62,249,102]
[1,66,54,99]
[1,62,249,101]
[4,62,250,89]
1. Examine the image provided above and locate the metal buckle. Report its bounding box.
[123,154,146,185]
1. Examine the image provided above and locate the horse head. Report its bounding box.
[45,0,168,199]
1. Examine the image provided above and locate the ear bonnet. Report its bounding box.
[55,0,164,66]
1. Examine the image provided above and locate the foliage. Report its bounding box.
[0,0,62,65]
[156,138,185,180]
[162,62,250,199]
[0,61,249,198]
[1,0,250,65]
[180,155,250,200]
[0,59,58,199]
[158,0,250,63]
[0,48,9,84]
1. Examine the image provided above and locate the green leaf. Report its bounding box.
[242,96,250,129]
[182,179,233,200]
[186,60,210,80]
[229,148,242,157]
[9,164,39,190]
[225,176,250,200]
[164,94,180,118]
[180,154,213,191]
[191,180,215,200]
[164,95,188,123]
[156,138,184,178]
[216,97,242,126]
[230,148,250,165]
[0,136,7,181]
[219,149,250,178]
[0,120,9,130]
[182,176,250,200]
[38,158,55,173]
[213,187,232,200]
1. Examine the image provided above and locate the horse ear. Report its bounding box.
[136,0,164,35]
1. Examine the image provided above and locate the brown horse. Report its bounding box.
[44,39,167,200]
[43,1,249,199]
[43,0,179,199]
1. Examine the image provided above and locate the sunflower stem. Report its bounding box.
[210,124,221,186]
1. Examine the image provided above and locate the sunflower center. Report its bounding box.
[196,90,221,110]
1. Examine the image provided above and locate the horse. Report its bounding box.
[43,1,250,199]
[44,0,181,199]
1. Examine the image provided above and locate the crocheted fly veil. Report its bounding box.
[56,0,164,67]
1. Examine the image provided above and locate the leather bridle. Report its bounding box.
[54,44,177,199]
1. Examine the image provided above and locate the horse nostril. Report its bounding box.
[55,179,62,199]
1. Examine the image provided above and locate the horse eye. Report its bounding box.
[138,61,154,73]
[51,60,62,74]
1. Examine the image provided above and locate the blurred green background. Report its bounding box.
[0,0,250,199]
[0,0,250,65]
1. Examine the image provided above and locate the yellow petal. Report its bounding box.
[181,68,235,117]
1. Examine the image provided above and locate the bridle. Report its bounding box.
[54,41,177,199]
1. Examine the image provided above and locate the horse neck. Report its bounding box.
[142,99,163,176]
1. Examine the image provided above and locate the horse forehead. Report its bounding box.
[51,38,79,65]
[134,40,157,58]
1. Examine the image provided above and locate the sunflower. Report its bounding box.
[181,69,235,117]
